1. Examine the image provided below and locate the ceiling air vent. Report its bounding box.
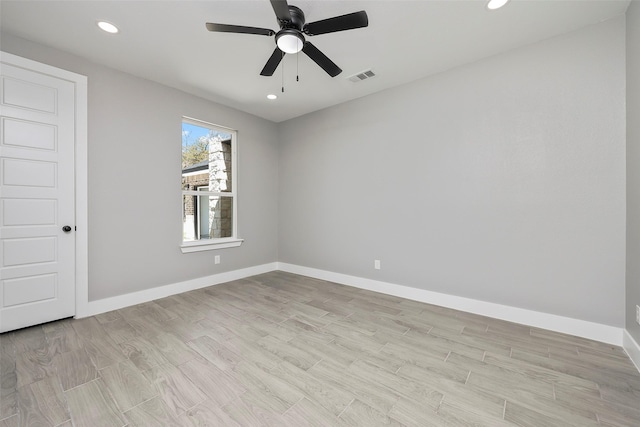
[347,69,376,83]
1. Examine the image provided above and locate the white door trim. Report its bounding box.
[1,51,89,319]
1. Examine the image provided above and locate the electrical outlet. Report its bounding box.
[636,305,640,326]
[374,260,381,270]
[215,255,220,265]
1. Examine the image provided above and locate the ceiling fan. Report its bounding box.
[205,0,368,78]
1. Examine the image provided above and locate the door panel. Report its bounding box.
[2,75,57,113]
[2,237,57,266]
[0,61,76,332]
[3,274,57,307]
[2,117,57,151]
[2,158,57,187]
[2,199,57,226]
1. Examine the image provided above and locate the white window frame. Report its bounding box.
[180,117,243,253]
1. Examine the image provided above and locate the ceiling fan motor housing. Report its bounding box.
[282,5,305,30]
[275,5,306,53]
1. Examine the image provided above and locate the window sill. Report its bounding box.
[180,238,243,253]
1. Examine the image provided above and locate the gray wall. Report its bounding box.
[1,34,280,301]
[278,17,626,327]
[627,2,640,341]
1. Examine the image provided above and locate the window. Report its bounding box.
[181,117,242,252]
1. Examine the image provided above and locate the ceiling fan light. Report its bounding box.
[276,30,304,54]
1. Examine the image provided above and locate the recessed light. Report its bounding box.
[97,21,119,34]
[487,0,510,10]
[267,94,277,100]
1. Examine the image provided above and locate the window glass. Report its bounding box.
[181,119,237,245]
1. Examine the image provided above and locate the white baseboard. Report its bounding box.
[77,260,625,349]
[624,330,640,373]
[77,262,278,318]
[277,262,624,346]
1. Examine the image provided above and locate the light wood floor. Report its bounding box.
[1,271,639,426]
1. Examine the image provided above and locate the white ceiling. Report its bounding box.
[0,0,631,122]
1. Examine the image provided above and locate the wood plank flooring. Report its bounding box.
[1,271,639,426]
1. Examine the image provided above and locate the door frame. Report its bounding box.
[1,51,89,319]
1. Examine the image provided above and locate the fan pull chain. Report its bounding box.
[281,51,285,93]
[296,51,299,82]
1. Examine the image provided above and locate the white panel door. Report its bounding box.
[0,60,76,332]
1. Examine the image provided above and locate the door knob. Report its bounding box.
[62,225,72,233]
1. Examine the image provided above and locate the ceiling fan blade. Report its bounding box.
[206,23,274,36]
[260,48,284,76]
[270,0,292,22]
[304,11,368,36]
[302,42,342,77]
